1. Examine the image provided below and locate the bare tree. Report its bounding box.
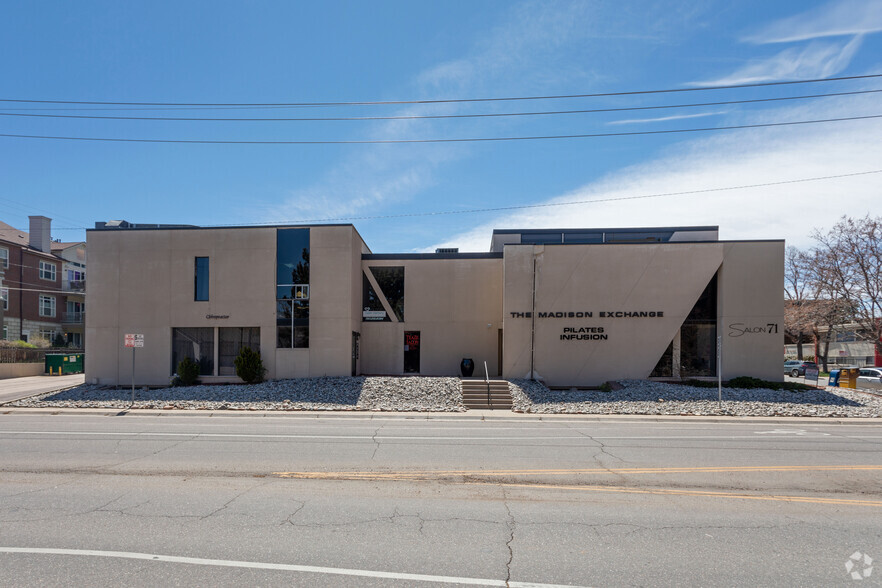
[784,246,810,359]
[810,215,882,367]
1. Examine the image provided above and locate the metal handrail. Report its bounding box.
[484,361,490,406]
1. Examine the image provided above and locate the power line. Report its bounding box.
[41,169,880,230]
[1,113,880,145]
[0,89,878,122]
[1,74,880,107]
[234,169,882,224]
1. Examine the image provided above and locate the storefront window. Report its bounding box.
[218,327,260,375]
[171,327,214,375]
[649,274,717,378]
[362,266,404,322]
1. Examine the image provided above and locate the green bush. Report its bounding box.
[177,357,200,386]
[726,376,774,389]
[599,381,612,392]
[234,346,266,384]
[683,379,717,388]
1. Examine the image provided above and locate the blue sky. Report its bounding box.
[1,0,880,252]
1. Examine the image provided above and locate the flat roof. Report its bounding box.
[491,226,719,234]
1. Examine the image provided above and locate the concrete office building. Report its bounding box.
[85,223,783,387]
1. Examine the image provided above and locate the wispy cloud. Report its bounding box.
[694,36,863,86]
[607,111,727,125]
[428,93,882,252]
[744,0,882,44]
[263,1,710,227]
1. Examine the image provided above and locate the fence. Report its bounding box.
[0,348,84,364]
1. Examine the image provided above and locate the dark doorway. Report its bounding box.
[351,332,360,376]
[497,328,503,377]
[404,331,420,373]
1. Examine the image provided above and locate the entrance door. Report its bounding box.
[404,331,420,373]
[351,332,360,376]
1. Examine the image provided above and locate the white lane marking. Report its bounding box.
[754,429,830,436]
[0,547,583,587]
[0,430,797,441]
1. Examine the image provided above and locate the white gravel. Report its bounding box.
[509,379,882,417]
[11,376,882,417]
[9,376,465,412]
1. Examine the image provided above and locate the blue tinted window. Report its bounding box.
[195,257,209,301]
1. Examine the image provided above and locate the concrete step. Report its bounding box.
[461,379,512,410]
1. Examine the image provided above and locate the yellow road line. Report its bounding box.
[273,464,882,479]
[478,481,882,507]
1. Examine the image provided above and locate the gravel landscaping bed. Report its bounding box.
[509,379,882,417]
[9,376,465,412]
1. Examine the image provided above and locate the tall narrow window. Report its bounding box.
[195,257,209,301]
[276,229,310,348]
[39,295,56,317]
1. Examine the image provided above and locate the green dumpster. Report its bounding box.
[45,353,84,375]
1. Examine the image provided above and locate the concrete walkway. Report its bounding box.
[0,374,85,405]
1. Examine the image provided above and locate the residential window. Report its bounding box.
[276,229,309,348]
[1,288,7,311]
[0,247,8,269]
[39,295,56,317]
[39,260,56,281]
[195,257,209,301]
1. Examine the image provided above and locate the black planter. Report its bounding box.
[460,358,475,378]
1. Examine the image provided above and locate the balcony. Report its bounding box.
[62,311,85,325]
[63,279,86,293]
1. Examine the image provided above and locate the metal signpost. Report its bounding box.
[717,335,722,408]
[124,334,144,405]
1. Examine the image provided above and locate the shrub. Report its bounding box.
[726,376,772,389]
[599,381,612,392]
[52,333,67,347]
[177,357,200,386]
[234,346,266,384]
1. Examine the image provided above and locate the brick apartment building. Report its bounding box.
[0,216,86,347]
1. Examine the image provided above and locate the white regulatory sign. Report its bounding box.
[124,333,145,348]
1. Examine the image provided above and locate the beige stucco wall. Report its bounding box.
[86,225,364,385]
[502,241,783,387]
[0,363,45,379]
[718,241,784,381]
[360,257,503,376]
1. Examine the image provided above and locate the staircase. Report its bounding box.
[461,379,512,410]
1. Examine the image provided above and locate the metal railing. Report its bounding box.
[63,280,86,292]
[62,311,85,324]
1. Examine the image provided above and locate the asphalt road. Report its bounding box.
[1,411,881,586]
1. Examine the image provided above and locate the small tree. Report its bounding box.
[177,357,200,386]
[234,346,266,384]
[52,333,67,348]
[810,215,882,365]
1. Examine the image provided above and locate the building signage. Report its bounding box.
[363,309,387,321]
[205,314,230,320]
[510,310,663,319]
[560,326,607,341]
[728,323,778,337]
[124,333,144,348]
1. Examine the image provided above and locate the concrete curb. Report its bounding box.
[1,406,879,425]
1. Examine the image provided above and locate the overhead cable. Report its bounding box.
[0,74,880,107]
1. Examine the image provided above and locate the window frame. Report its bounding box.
[1,287,7,311]
[194,256,209,301]
[38,294,56,317]
[0,247,8,269]
[39,260,56,281]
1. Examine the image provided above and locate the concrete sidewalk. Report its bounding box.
[0,374,85,405]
